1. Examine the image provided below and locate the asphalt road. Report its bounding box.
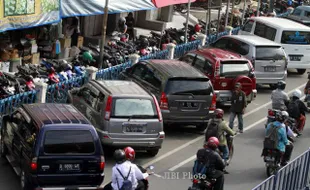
[0,68,309,190]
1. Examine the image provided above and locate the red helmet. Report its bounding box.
[207,137,219,149]
[124,147,135,161]
[214,109,224,118]
[194,24,201,32]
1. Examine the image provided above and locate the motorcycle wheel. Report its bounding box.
[266,165,278,177]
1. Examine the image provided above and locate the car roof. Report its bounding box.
[250,17,310,31]
[222,35,282,46]
[193,48,248,61]
[295,6,310,11]
[22,103,90,128]
[145,59,207,78]
[91,80,151,96]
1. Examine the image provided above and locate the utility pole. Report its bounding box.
[99,0,109,69]
[184,0,192,43]
[241,0,246,25]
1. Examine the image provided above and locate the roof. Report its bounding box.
[295,5,310,11]
[222,35,281,46]
[251,17,310,30]
[146,60,206,78]
[93,80,150,96]
[22,104,90,127]
[194,48,247,61]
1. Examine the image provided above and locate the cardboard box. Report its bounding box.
[77,36,84,48]
[60,38,72,49]
[31,53,40,64]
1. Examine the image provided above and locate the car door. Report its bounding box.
[71,85,94,116]
[142,65,162,100]
[192,55,214,80]
[3,112,20,155]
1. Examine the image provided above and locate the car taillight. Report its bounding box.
[104,96,112,120]
[31,157,38,171]
[160,92,169,110]
[100,156,105,171]
[268,109,274,116]
[193,179,199,184]
[152,95,162,122]
[210,93,217,111]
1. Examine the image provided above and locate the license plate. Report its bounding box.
[123,123,145,132]
[264,66,276,72]
[290,55,302,61]
[59,164,80,171]
[265,156,275,162]
[181,102,198,108]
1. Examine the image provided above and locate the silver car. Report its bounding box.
[211,35,288,89]
[68,80,164,156]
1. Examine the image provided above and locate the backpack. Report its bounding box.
[116,166,132,190]
[192,149,210,176]
[287,100,300,119]
[205,119,221,141]
[264,123,280,150]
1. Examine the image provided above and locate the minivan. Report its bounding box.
[239,17,310,74]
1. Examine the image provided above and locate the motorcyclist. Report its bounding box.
[124,147,148,190]
[103,149,141,190]
[196,137,225,190]
[288,89,309,133]
[264,111,293,166]
[271,80,289,111]
[205,109,236,171]
[117,17,128,34]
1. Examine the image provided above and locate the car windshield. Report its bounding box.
[281,31,310,45]
[112,98,157,118]
[220,61,250,77]
[43,130,95,154]
[256,46,286,60]
[165,78,212,95]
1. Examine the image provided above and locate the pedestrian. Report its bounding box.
[126,13,135,40]
[229,82,247,133]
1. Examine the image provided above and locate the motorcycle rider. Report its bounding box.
[196,137,225,190]
[117,17,128,34]
[205,109,236,171]
[271,80,289,111]
[124,147,148,190]
[264,111,293,166]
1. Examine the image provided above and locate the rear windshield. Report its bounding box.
[165,78,213,95]
[220,61,250,77]
[256,46,286,60]
[281,31,310,45]
[112,98,157,118]
[43,130,95,154]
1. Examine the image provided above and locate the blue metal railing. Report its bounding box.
[140,49,169,60]
[252,148,310,190]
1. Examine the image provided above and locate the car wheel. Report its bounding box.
[297,69,306,75]
[20,170,32,190]
[147,149,159,157]
[0,133,7,158]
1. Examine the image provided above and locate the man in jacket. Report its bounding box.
[271,81,289,111]
[229,82,247,133]
[289,90,309,133]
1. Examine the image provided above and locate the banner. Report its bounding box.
[0,0,60,32]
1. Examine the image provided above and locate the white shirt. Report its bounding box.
[111,161,137,190]
[125,161,147,180]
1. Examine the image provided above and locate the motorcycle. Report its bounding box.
[188,176,217,190]
[263,149,282,177]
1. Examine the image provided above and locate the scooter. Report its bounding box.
[262,149,282,177]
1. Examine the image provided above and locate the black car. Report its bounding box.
[0,103,105,190]
[119,59,217,130]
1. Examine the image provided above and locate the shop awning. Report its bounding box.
[61,0,157,17]
[151,0,196,8]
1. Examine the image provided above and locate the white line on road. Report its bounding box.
[169,155,197,171]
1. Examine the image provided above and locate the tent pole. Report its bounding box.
[99,0,109,69]
[241,0,246,25]
[184,0,192,43]
[225,0,230,27]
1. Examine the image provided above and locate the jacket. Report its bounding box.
[265,121,288,152]
[292,97,309,116]
[196,148,225,177]
[209,118,236,146]
[271,89,289,110]
[230,90,247,113]
[111,161,137,190]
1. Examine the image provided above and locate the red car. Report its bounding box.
[181,47,257,105]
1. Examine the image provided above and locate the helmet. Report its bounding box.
[83,51,93,62]
[119,17,126,24]
[275,110,285,122]
[287,0,293,6]
[214,108,224,118]
[277,80,286,90]
[281,111,289,120]
[194,24,201,32]
[292,89,302,99]
[124,147,135,161]
[114,149,126,164]
[207,137,219,150]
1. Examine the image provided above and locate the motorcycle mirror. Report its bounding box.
[148,165,154,170]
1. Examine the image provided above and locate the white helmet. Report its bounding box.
[281,111,289,120]
[292,89,302,99]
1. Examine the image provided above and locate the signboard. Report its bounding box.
[0,0,60,32]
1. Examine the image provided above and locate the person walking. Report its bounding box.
[229,82,247,133]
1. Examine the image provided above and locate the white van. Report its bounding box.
[239,17,310,74]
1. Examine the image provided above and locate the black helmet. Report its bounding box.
[277,80,286,90]
[114,149,126,164]
[275,110,285,122]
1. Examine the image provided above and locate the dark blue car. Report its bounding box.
[0,103,105,190]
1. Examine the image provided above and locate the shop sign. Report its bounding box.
[0,0,60,32]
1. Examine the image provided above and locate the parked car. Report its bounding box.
[0,103,105,190]
[180,48,257,105]
[210,35,288,89]
[287,6,310,27]
[239,17,310,74]
[68,80,164,156]
[119,60,217,130]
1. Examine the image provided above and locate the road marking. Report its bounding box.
[169,155,196,171]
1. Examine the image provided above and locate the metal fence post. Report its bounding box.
[85,66,99,81]
[34,82,47,103]
[197,34,207,47]
[167,43,176,59]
